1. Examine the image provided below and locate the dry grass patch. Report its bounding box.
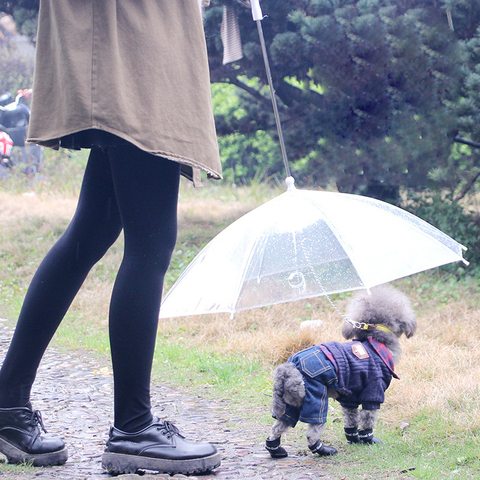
[158,296,348,363]
[387,302,480,431]
[0,191,76,222]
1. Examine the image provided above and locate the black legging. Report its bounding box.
[0,143,181,432]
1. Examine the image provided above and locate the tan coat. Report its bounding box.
[28,0,222,185]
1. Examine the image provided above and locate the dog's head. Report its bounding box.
[342,285,416,350]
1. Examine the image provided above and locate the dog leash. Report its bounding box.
[320,290,394,335]
[295,216,395,336]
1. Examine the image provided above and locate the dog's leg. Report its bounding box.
[358,409,382,444]
[266,419,290,458]
[341,406,360,443]
[306,422,326,446]
[359,408,379,430]
[268,418,291,441]
[306,423,337,456]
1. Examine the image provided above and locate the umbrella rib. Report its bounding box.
[229,227,268,314]
[350,194,467,267]
[300,192,371,289]
[392,209,467,263]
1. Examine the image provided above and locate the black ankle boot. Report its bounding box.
[309,439,338,456]
[265,437,288,458]
[0,404,67,466]
[344,427,360,443]
[358,429,383,444]
[101,418,221,475]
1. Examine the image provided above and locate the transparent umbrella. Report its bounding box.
[160,177,467,319]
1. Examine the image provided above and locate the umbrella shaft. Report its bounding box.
[256,20,291,178]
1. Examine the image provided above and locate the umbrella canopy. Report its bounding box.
[159,178,467,319]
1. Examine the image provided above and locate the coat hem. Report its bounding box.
[27,126,223,187]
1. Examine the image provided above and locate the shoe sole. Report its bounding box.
[102,451,221,475]
[0,437,68,467]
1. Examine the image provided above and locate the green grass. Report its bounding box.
[1,148,88,196]
[2,162,480,478]
[53,314,111,353]
[153,342,271,399]
[328,410,480,479]
[0,460,36,475]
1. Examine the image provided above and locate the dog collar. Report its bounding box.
[346,318,394,335]
[373,324,394,334]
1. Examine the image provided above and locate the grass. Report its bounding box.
[1,153,480,478]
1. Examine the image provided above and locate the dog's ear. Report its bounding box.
[401,313,417,338]
[387,286,417,338]
[342,321,356,340]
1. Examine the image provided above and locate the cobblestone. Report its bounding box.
[0,322,339,479]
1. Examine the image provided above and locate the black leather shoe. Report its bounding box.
[101,418,221,475]
[265,437,288,458]
[0,404,68,466]
[309,439,338,456]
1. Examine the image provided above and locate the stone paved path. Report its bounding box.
[0,322,339,480]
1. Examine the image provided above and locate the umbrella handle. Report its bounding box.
[250,0,263,21]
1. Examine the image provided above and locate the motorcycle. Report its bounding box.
[0,89,43,171]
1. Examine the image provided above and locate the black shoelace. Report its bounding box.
[160,420,184,439]
[28,409,47,433]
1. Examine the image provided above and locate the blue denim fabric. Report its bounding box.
[279,346,339,426]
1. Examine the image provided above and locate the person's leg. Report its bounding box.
[0,148,122,407]
[102,145,220,475]
[105,145,180,432]
[0,148,123,466]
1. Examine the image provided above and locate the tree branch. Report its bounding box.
[454,136,480,149]
[224,77,277,110]
[456,171,480,201]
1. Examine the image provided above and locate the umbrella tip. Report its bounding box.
[286,176,295,191]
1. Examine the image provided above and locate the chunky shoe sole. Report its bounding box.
[102,451,221,475]
[0,436,68,467]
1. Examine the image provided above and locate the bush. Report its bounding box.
[0,44,34,95]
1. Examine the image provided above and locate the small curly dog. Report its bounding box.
[266,284,416,458]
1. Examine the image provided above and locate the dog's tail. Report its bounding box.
[272,362,305,418]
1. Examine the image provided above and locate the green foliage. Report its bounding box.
[212,82,284,182]
[435,25,480,199]
[404,190,480,276]
[206,0,480,202]
[6,0,480,201]
[0,148,88,196]
[0,0,39,43]
[217,130,282,182]
[0,44,34,94]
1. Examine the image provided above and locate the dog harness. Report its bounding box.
[279,339,398,427]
